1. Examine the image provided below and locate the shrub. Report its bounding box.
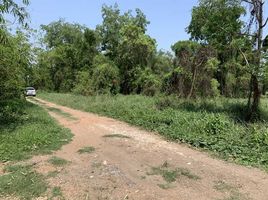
[135,68,161,96]
[0,99,25,124]
[92,63,120,94]
[72,71,94,96]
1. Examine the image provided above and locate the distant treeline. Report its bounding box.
[1,0,268,121]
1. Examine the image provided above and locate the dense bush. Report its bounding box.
[0,99,26,124]
[134,68,161,96]
[92,63,120,94]
[72,71,94,96]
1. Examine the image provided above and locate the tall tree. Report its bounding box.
[117,23,156,94]
[172,40,218,98]
[96,4,150,61]
[187,0,245,96]
[242,0,268,120]
[0,0,29,43]
[39,20,98,92]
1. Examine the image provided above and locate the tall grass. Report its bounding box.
[39,92,268,170]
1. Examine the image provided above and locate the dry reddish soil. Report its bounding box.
[8,98,268,200]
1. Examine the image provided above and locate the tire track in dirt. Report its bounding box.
[24,97,268,200]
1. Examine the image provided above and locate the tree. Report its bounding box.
[96,4,150,61]
[0,0,29,43]
[187,0,245,96]
[116,23,156,94]
[0,30,32,100]
[171,40,217,98]
[38,20,98,92]
[242,0,268,120]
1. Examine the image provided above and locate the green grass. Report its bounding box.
[48,156,69,166]
[0,101,73,162]
[50,186,64,199]
[214,181,249,200]
[77,146,95,154]
[27,97,46,105]
[46,170,60,178]
[38,92,268,170]
[103,134,131,139]
[147,162,200,183]
[0,164,48,200]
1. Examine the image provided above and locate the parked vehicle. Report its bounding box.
[25,87,36,96]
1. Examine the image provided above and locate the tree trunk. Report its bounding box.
[187,66,197,99]
[246,0,265,121]
[247,75,261,120]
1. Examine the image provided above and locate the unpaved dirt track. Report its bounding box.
[25,98,268,200]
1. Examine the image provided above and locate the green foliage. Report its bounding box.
[211,78,220,97]
[35,20,99,92]
[39,92,268,170]
[92,62,120,94]
[0,30,31,100]
[96,4,150,60]
[0,99,26,124]
[171,40,217,97]
[162,67,183,95]
[187,0,247,97]
[117,23,156,94]
[134,68,161,96]
[0,102,73,162]
[72,71,94,96]
[151,50,174,76]
[0,164,47,200]
[188,0,245,46]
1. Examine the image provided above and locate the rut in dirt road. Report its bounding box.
[26,98,268,200]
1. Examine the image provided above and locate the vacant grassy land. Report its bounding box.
[0,101,72,162]
[39,92,268,170]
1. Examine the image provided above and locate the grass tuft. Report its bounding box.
[51,186,64,199]
[46,170,60,178]
[214,181,250,200]
[48,156,69,167]
[78,146,95,154]
[103,134,131,139]
[147,162,200,183]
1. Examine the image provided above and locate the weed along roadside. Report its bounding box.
[38,93,268,171]
[2,0,268,199]
[21,96,268,200]
[0,101,73,199]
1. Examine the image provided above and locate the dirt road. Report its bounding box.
[26,98,268,200]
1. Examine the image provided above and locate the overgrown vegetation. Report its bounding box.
[25,1,267,121]
[1,0,268,185]
[39,92,268,170]
[0,102,72,162]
